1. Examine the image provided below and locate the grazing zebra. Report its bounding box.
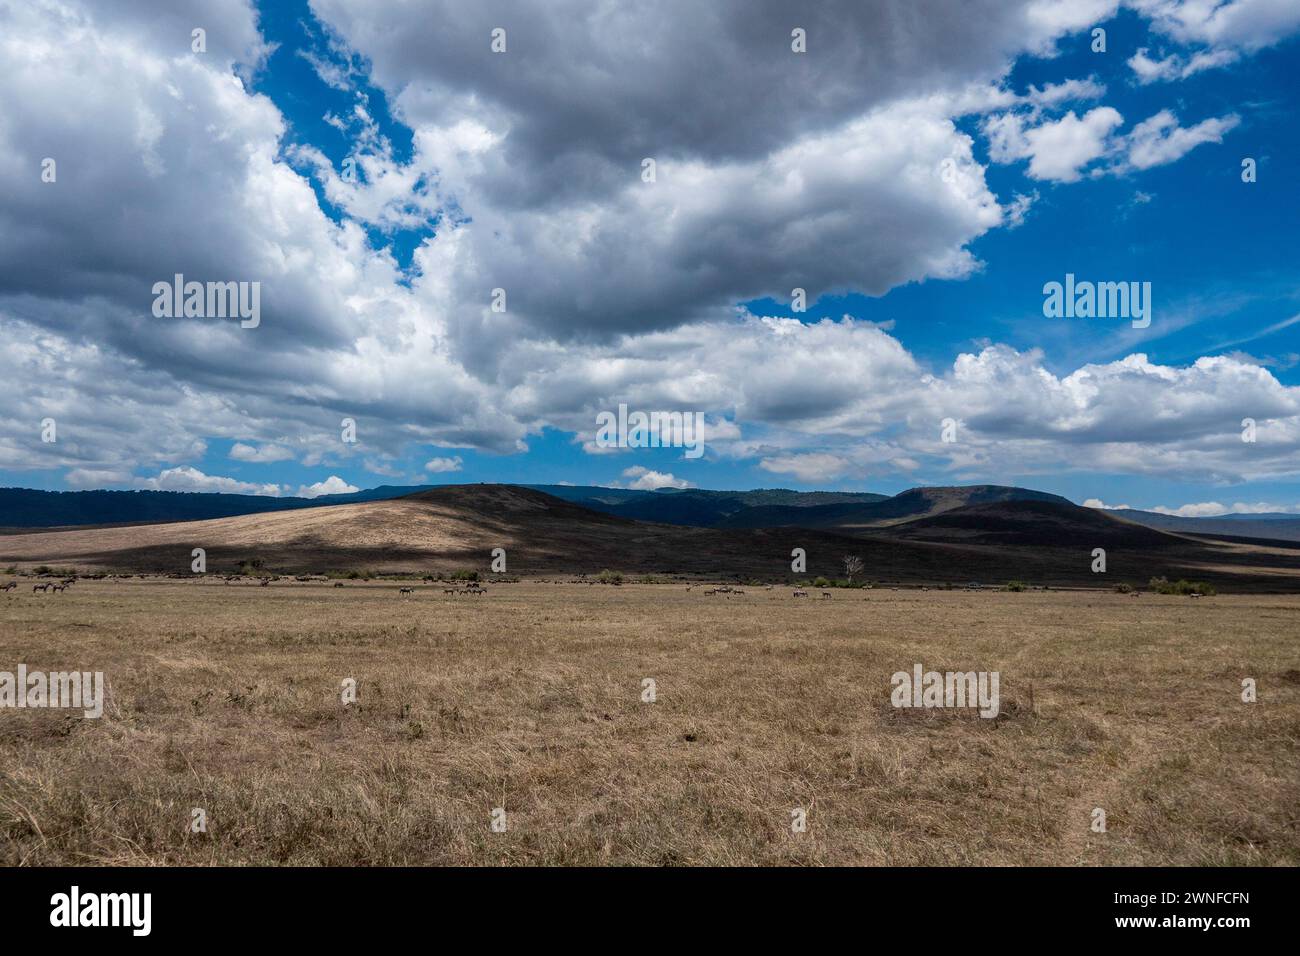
[792,589,808,598]
[333,581,345,588]
[399,587,414,595]
[2,582,16,592]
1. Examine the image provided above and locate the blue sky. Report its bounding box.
[2,0,1298,516]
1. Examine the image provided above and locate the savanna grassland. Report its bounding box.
[1,577,1297,866]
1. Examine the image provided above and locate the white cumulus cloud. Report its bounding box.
[230,442,295,463]
[139,467,283,496]
[296,476,360,498]
[423,456,464,473]
[621,466,693,490]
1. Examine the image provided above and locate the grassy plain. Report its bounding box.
[1,577,1297,865]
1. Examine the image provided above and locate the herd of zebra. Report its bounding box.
[13,578,75,594]
[401,585,487,596]
[687,584,833,598]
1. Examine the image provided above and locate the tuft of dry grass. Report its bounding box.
[1,578,1296,865]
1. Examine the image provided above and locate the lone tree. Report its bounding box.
[843,554,864,584]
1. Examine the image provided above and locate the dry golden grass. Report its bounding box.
[1,577,1297,865]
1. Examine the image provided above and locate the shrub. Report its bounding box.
[1004,580,1027,592]
[1114,583,1134,594]
[1148,576,1216,596]
[812,576,832,589]
[596,569,623,585]
[451,569,480,582]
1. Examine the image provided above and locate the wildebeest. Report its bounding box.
[33,583,49,592]
[821,591,832,599]
[2,582,16,592]
[793,589,808,598]
[333,581,345,588]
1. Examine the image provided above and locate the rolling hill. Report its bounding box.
[0,485,881,579]
[715,485,1073,531]
[880,499,1177,547]
[6,481,1298,551]
[4,484,1299,590]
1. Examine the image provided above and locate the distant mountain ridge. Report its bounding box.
[1,481,1297,545]
[527,485,889,527]
[0,483,889,530]
[1100,507,1300,544]
[0,484,427,529]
